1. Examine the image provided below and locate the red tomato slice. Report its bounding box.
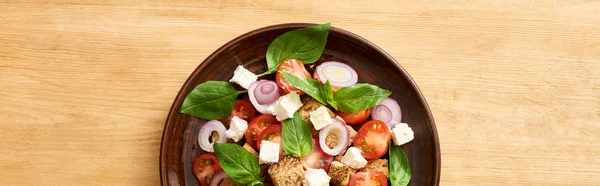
[227,100,256,123]
[353,120,391,159]
[245,115,280,149]
[192,154,222,186]
[336,109,372,125]
[349,171,388,186]
[256,124,284,156]
[276,59,312,95]
[302,138,334,171]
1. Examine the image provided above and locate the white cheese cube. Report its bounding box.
[309,106,333,130]
[340,147,368,169]
[268,92,303,121]
[259,140,280,164]
[391,123,414,146]
[225,116,248,142]
[303,168,331,186]
[229,65,257,89]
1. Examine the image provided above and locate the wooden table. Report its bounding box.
[1,1,598,185]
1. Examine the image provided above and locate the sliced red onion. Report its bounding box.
[371,98,402,128]
[319,119,349,156]
[254,80,281,105]
[209,170,228,186]
[198,120,227,152]
[248,80,281,114]
[314,61,358,90]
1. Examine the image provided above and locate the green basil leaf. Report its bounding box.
[323,81,338,110]
[389,145,411,186]
[282,112,313,157]
[262,23,331,75]
[280,72,328,105]
[179,81,240,120]
[333,83,391,113]
[214,143,263,185]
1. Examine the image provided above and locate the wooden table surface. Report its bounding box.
[1,1,599,185]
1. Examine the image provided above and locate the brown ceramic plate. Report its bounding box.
[160,23,440,186]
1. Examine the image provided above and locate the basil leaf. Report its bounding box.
[333,84,391,113]
[280,72,328,105]
[262,23,331,75]
[214,143,263,185]
[281,112,313,157]
[389,145,411,186]
[323,81,338,110]
[179,81,240,120]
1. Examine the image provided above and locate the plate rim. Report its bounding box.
[159,23,441,186]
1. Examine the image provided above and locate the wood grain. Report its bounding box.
[0,0,598,185]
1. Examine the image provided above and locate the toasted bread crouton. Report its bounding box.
[243,143,259,158]
[359,159,390,179]
[268,156,304,186]
[328,161,357,186]
[220,177,244,186]
[299,96,335,136]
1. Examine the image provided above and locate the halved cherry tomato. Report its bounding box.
[227,100,256,123]
[256,124,284,156]
[336,109,372,125]
[349,171,388,186]
[353,120,391,159]
[245,115,280,149]
[276,59,312,95]
[192,154,222,186]
[302,138,334,171]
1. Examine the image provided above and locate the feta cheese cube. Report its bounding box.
[340,147,368,169]
[391,123,414,145]
[259,140,280,164]
[268,92,303,121]
[309,106,333,130]
[225,116,248,142]
[303,168,331,186]
[229,65,257,89]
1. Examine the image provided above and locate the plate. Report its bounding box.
[160,23,440,186]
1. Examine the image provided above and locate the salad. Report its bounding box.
[179,23,414,186]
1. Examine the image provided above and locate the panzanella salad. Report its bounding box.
[180,23,413,186]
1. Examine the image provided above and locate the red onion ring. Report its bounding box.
[319,119,349,156]
[248,80,281,114]
[371,98,402,128]
[198,120,227,152]
[209,170,228,186]
[314,61,358,90]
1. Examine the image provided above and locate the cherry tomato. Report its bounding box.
[353,120,391,159]
[245,115,280,149]
[349,171,388,186]
[256,124,284,156]
[336,109,372,125]
[227,100,256,123]
[276,59,312,95]
[302,138,334,171]
[192,154,222,186]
